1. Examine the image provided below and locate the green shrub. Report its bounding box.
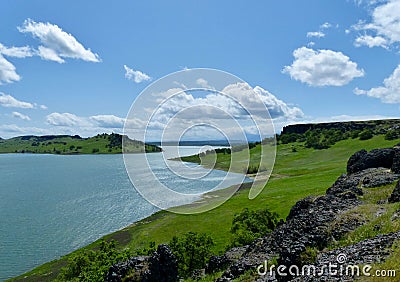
[230,208,278,247]
[385,129,399,140]
[359,129,373,140]
[169,232,215,277]
[59,239,131,281]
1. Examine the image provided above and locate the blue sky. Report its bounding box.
[0,0,399,139]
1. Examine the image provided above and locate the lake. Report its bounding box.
[0,147,249,280]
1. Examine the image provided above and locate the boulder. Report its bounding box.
[347,148,395,174]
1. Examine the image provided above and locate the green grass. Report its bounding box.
[9,134,400,281]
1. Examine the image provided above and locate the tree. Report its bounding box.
[385,129,399,140]
[169,232,214,277]
[230,208,278,247]
[359,129,373,140]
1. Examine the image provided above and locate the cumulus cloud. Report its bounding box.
[196,78,214,89]
[18,19,100,63]
[46,112,128,130]
[354,35,388,48]
[283,47,364,86]
[253,86,304,119]
[46,112,86,127]
[90,115,125,128]
[150,83,303,122]
[0,54,20,84]
[0,43,34,58]
[354,64,400,103]
[307,31,325,38]
[124,65,151,83]
[12,111,31,121]
[0,93,34,108]
[353,0,400,48]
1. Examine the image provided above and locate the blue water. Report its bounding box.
[0,147,249,280]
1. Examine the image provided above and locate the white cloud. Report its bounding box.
[354,35,388,48]
[90,115,125,128]
[0,54,20,84]
[46,112,86,126]
[0,124,49,138]
[353,0,400,48]
[354,64,400,103]
[37,46,65,63]
[39,104,48,110]
[0,93,34,108]
[150,83,303,122]
[307,31,325,38]
[320,22,332,29]
[12,111,31,121]
[253,86,304,119]
[18,19,100,63]
[0,43,34,58]
[283,47,364,86]
[46,112,127,129]
[307,41,316,47]
[124,65,151,83]
[196,78,214,89]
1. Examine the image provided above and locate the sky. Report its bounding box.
[0,0,400,140]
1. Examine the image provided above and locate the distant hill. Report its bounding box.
[278,118,400,150]
[0,133,161,155]
[281,119,400,135]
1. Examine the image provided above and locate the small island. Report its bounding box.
[0,133,162,155]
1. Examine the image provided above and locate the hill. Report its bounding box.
[281,118,400,135]
[0,133,161,154]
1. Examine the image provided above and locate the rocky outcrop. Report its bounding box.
[347,148,397,174]
[218,164,400,281]
[106,244,178,282]
[289,231,400,281]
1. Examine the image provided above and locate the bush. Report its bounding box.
[385,129,399,140]
[351,130,361,139]
[246,165,259,174]
[59,239,131,281]
[169,232,215,277]
[92,148,100,153]
[359,129,373,140]
[230,208,278,247]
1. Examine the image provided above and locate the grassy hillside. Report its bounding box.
[10,134,400,281]
[0,133,161,154]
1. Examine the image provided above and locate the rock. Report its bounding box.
[389,180,400,203]
[106,244,178,282]
[106,256,149,282]
[361,170,399,188]
[206,255,230,274]
[143,244,178,282]
[290,231,400,281]
[347,148,395,174]
[391,147,400,173]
